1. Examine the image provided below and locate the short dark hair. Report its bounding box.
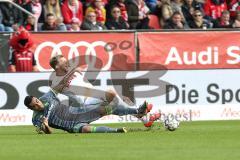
[49,55,64,70]
[111,5,120,12]
[24,96,34,110]
[172,11,182,17]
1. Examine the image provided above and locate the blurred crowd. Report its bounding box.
[0,0,239,31]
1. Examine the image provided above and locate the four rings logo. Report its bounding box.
[34,41,114,71]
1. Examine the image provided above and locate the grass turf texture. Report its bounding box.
[0,120,239,160]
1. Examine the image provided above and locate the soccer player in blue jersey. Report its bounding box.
[24,88,151,134]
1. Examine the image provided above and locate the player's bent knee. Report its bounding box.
[99,106,107,116]
[81,126,92,133]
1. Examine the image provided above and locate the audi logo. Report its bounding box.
[35,41,113,71]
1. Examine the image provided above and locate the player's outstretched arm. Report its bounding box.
[51,67,79,93]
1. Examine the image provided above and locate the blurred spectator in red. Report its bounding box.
[44,0,63,20]
[61,0,83,26]
[232,10,240,28]
[106,6,129,29]
[188,9,212,29]
[229,0,240,18]
[163,11,189,29]
[85,0,106,24]
[125,0,151,29]
[106,0,128,21]
[24,15,35,31]
[182,0,203,22]
[81,11,107,30]
[21,0,45,23]
[213,10,232,28]
[0,1,24,32]
[204,0,228,20]
[31,0,43,22]
[69,17,81,31]
[8,27,38,72]
[41,13,67,30]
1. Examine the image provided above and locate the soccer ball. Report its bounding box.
[163,114,180,131]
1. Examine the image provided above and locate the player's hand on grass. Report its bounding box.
[36,126,44,134]
[41,117,52,134]
[42,117,49,126]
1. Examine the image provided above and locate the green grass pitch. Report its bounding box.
[0,120,240,160]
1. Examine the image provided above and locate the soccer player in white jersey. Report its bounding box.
[48,55,147,111]
[47,55,160,130]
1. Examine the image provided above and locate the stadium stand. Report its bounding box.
[0,0,237,32]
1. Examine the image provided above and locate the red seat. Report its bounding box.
[148,14,161,29]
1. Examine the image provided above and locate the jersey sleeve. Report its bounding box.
[32,113,43,129]
[32,113,46,134]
